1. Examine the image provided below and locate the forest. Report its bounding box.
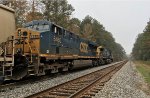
[132,20,150,61]
[0,0,126,61]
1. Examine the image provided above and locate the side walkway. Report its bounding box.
[94,61,150,98]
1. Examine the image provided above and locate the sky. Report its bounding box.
[68,0,150,54]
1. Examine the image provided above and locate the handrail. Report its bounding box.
[26,40,33,63]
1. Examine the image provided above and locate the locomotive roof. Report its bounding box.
[25,20,98,47]
[25,20,50,27]
[24,20,63,29]
[0,4,14,13]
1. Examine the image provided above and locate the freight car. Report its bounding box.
[0,20,113,82]
[0,4,15,46]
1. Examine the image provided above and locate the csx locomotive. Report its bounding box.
[0,20,113,81]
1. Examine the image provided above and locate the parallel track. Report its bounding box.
[26,60,127,98]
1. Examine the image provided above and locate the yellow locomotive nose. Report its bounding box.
[15,28,40,55]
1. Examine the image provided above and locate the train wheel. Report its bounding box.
[0,76,4,84]
[58,68,63,73]
[97,60,101,66]
[45,69,52,75]
[68,65,73,71]
[92,61,97,67]
[68,61,74,71]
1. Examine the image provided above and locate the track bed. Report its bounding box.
[26,60,127,98]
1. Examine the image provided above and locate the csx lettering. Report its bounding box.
[80,42,88,53]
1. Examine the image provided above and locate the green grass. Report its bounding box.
[135,61,150,84]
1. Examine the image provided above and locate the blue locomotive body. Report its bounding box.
[25,20,97,58]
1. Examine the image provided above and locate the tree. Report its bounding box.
[41,0,74,28]
[143,20,150,33]
[0,0,126,61]
[0,0,10,6]
[26,12,43,22]
[80,15,96,41]
[80,15,126,61]
[132,20,150,60]
[26,0,43,22]
[67,18,81,35]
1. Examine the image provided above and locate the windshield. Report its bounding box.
[26,24,50,32]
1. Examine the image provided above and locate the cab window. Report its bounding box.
[51,25,62,36]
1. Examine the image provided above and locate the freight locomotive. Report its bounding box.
[0,20,113,82]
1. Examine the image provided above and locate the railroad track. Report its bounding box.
[0,65,92,92]
[0,73,69,92]
[26,60,127,98]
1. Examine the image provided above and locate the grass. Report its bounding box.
[134,61,150,84]
[133,61,150,95]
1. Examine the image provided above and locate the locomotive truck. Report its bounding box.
[0,20,113,82]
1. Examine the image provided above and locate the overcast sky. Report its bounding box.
[68,0,150,54]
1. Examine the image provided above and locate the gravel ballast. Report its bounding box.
[94,61,150,98]
[0,62,117,98]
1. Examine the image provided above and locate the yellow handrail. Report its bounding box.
[26,40,33,63]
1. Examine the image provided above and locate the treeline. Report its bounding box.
[1,0,126,61]
[132,20,150,60]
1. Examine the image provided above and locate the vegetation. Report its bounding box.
[134,61,150,84]
[0,0,126,61]
[132,13,150,87]
[42,0,74,28]
[132,20,150,61]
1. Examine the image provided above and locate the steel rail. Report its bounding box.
[69,61,125,98]
[26,60,127,98]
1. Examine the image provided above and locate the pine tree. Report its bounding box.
[26,0,43,22]
[41,0,74,28]
[132,20,150,60]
